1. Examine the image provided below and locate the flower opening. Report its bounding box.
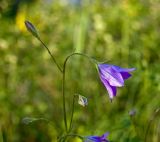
[98,64,135,100]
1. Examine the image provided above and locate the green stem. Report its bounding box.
[62,65,68,132]
[37,37,67,132]
[64,52,97,66]
[63,52,97,133]
[38,37,63,73]
[68,95,76,132]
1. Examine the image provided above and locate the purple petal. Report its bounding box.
[99,65,124,87]
[99,76,117,99]
[101,132,109,139]
[85,132,109,142]
[85,136,100,142]
[112,65,136,73]
[120,72,132,80]
[98,64,110,69]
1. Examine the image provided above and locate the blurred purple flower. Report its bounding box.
[84,132,109,142]
[98,64,135,100]
[129,109,136,116]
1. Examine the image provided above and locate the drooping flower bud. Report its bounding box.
[78,95,88,107]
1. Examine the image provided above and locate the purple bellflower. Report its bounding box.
[98,64,135,100]
[84,132,109,142]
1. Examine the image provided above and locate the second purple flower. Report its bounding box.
[84,132,109,142]
[98,64,135,100]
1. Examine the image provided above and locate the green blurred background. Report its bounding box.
[0,0,160,141]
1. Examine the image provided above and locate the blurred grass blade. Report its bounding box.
[1,127,7,142]
[0,127,3,142]
[24,20,39,38]
[22,117,48,125]
[74,13,89,53]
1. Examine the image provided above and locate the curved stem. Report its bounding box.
[64,52,97,66]
[37,37,68,132]
[63,52,97,133]
[38,37,63,73]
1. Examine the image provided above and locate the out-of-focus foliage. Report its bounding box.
[0,0,160,141]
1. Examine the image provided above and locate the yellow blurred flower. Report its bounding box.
[16,8,27,32]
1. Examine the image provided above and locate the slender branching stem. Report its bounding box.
[63,52,97,133]
[36,37,68,132]
[38,37,63,73]
[68,95,76,132]
[37,38,68,133]
[37,37,68,133]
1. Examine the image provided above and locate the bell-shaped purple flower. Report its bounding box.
[84,132,109,142]
[98,64,135,100]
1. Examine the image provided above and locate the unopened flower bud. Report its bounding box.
[78,95,88,107]
[25,20,39,38]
